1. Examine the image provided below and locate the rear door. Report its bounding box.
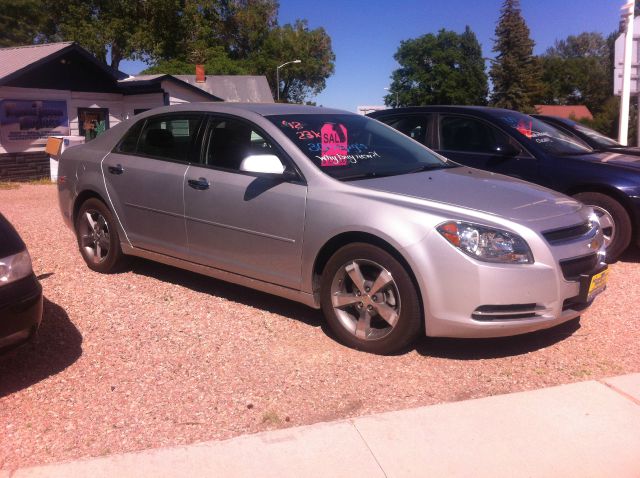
[436,113,541,182]
[103,113,204,258]
[183,115,308,289]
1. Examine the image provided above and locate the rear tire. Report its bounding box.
[75,198,128,273]
[320,243,422,354]
[573,192,631,263]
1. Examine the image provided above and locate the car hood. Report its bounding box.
[572,150,640,169]
[352,166,582,223]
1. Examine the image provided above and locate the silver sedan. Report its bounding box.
[57,103,608,354]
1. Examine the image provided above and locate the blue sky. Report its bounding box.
[119,0,621,112]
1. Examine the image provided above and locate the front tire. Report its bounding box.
[75,198,128,273]
[320,243,422,354]
[573,192,631,263]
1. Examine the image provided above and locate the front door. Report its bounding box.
[183,116,307,289]
[437,114,541,182]
[103,113,204,258]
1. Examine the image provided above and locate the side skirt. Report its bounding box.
[121,243,321,309]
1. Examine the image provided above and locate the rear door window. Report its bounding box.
[379,115,431,146]
[440,115,511,153]
[137,114,204,162]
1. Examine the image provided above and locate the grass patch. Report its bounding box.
[0,182,21,190]
[261,410,282,425]
[0,177,53,189]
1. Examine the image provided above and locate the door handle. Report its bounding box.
[188,177,210,190]
[108,164,124,175]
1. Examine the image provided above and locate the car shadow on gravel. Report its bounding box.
[619,246,640,263]
[130,259,325,329]
[414,317,581,359]
[0,297,83,398]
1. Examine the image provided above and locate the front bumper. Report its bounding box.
[0,274,43,352]
[405,228,606,339]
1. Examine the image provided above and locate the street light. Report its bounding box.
[384,87,399,108]
[276,60,302,102]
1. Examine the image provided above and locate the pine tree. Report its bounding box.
[489,0,542,111]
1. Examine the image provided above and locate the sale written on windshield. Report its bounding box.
[268,113,447,179]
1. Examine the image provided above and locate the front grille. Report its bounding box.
[472,303,541,321]
[542,221,592,245]
[559,253,598,280]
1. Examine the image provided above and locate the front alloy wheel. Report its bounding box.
[330,259,400,341]
[321,243,421,354]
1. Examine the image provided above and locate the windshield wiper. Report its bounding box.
[340,171,401,181]
[403,163,456,174]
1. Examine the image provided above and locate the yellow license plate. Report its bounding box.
[587,268,609,301]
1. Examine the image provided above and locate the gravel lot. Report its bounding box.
[1,183,639,470]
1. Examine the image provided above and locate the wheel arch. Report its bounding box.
[311,231,424,320]
[565,184,638,240]
[72,189,109,225]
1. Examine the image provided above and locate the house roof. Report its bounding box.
[174,75,274,103]
[534,105,593,121]
[118,74,223,101]
[0,42,127,85]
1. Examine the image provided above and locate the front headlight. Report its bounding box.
[0,250,33,286]
[437,221,533,264]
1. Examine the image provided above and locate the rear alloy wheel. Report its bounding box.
[75,198,128,273]
[321,243,421,354]
[573,192,631,263]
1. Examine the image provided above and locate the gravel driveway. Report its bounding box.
[1,184,639,470]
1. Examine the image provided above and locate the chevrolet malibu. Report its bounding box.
[57,104,608,354]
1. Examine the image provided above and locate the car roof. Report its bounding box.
[367,105,520,117]
[134,102,352,118]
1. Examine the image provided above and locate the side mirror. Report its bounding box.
[493,143,520,157]
[239,154,286,175]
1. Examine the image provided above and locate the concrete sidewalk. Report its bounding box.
[5,374,640,478]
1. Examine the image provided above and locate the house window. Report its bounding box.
[78,107,110,141]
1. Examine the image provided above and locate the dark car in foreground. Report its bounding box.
[58,103,607,354]
[532,114,640,157]
[369,106,640,261]
[0,213,43,352]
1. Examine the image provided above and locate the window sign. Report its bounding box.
[0,100,69,145]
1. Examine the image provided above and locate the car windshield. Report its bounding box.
[267,114,453,180]
[492,111,594,155]
[571,121,622,148]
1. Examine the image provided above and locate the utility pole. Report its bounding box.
[619,1,636,145]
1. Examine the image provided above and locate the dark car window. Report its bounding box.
[379,115,431,145]
[117,119,145,154]
[137,114,203,162]
[571,122,621,148]
[203,117,278,171]
[267,114,453,181]
[0,213,25,258]
[440,115,510,153]
[490,111,593,155]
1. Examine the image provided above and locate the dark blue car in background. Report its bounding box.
[369,106,640,261]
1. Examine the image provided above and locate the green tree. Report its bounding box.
[252,20,335,103]
[40,0,183,70]
[386,27,488,107]
[489,0,542,111]
[0,0,53,47]
[538,33,611,113]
